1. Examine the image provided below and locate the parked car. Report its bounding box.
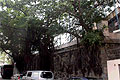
[11,74,23,80]
[22,70,54,80]
[69,77,103,80]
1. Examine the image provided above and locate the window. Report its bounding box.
[27,72,32,77]
[41,72,52,78]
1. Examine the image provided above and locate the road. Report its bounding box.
[0,78,24,80]
[0,78,10,80]
[0,77,10,80]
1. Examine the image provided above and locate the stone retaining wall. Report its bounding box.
[54,42,120,80]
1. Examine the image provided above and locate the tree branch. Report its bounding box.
[0,46,13,58]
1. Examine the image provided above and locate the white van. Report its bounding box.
[22,70,54,80]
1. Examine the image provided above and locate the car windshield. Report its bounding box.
[41,72,52,78]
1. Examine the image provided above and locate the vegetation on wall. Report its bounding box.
[56,0,109,76]
[77,30,104,76]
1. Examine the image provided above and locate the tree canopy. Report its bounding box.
[0,0,62,72]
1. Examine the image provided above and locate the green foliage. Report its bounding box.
[0,52,12,64]
[81,30,104,46]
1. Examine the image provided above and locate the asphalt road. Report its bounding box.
[0,78,10,80]
[0,78,24,80]
[0,77,10,80]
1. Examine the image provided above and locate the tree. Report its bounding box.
[0,0,62,72]
[54,0,112,76]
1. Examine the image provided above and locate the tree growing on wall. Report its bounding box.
[54,0,112,76]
